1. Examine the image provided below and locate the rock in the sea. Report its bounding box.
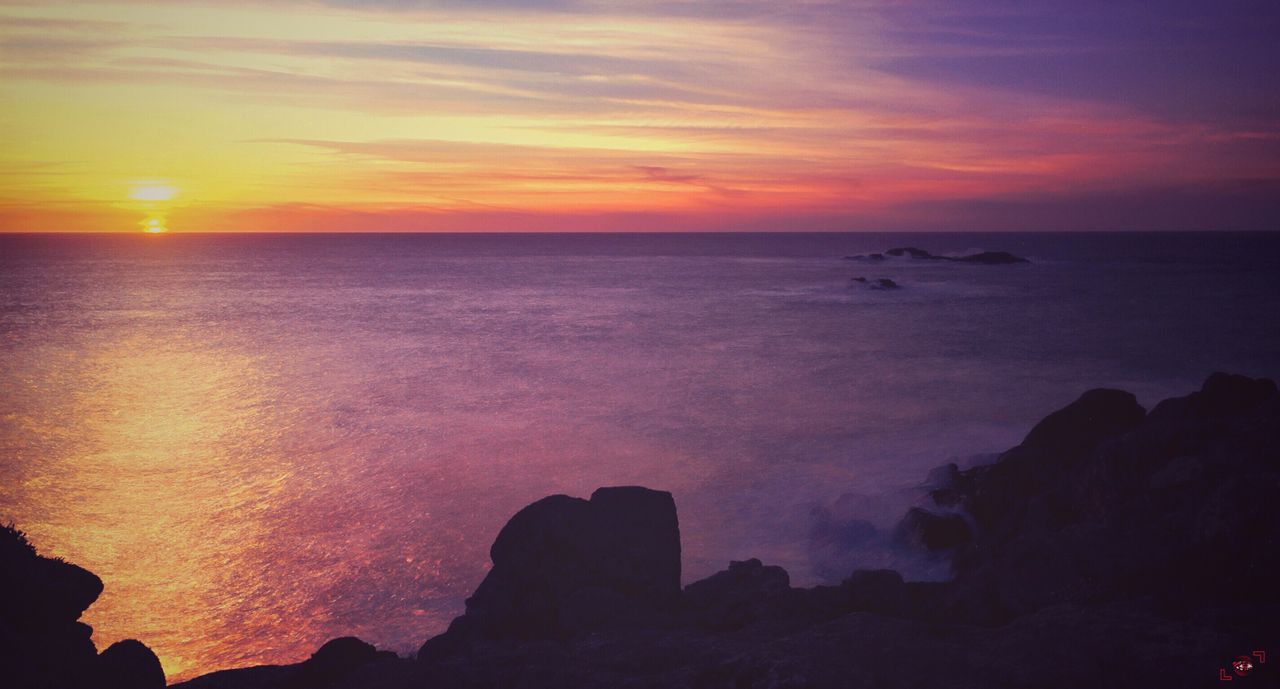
[954,250,1029,264]
[875,246,1029,264]
[849,276,899,289]
[885,246,933,259]
[99,639,165,689]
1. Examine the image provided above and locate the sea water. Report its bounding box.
[2,231,1278,678]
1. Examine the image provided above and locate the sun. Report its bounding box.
[129,181,179,233]
[130,184,179,202]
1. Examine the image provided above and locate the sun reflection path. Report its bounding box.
[5,330,296,680]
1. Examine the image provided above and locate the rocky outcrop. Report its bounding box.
[404,372,1277,687]
[420,486,680,659]
[846,247,1029,264]
[175,636,403,689]
[0,524,164,689]
[22,373,1280,688]
[849,277,900,289]
[100,640,166,689]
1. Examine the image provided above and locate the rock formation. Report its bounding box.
[15,372,1279,688]
[0,523,165,689]
[846,247,1029,264]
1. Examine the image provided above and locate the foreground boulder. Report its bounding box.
[174,636,403,689]
[1,523,165,689]
[99,640,166,689]
[421,486,680,657]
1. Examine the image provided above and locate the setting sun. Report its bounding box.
[129,184,179,203]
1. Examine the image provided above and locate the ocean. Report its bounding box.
[2,231,1278,679]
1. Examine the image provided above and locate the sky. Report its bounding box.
[1,0,1278,232]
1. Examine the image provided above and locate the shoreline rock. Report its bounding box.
[1,524,164,689]
[11,372,1279,688]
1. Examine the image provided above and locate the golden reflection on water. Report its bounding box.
[8,333,293,680]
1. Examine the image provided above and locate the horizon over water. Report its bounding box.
[2,231,1279,680]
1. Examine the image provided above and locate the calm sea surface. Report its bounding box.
[2,232,1278,679]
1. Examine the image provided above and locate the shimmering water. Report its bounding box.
[2,232,1278,680]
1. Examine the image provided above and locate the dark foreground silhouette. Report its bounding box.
[5,373,1278,688]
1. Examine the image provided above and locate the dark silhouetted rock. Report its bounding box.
[1019,388,1146,456]
[850,276,900,289]
[1,523,105,689]
[872,246,1029,264]
[422,486,680,654]
[175,637,408,689]
[840,569,908,614]
[99,639,165,689]
[954,251,1029,264]
[684,559,791,630]
[886,246,932,258]
[893,508,972,551]
[306,637,379,674]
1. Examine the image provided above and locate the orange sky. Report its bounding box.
[2,1,1278,232]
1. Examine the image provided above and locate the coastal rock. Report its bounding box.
[892,507,972,551]
[1,523,104,689]
[684,559,791,630]
[80,373,1280,688]
[174,637,406,689]
[1019,388,1146,456]
[424,486,680,651]
[99,639,166,689]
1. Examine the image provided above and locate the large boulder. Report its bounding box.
[422,486,680,654]
[99,639,166,689]
[1019,388,1146,457]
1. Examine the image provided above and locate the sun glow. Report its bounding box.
[130,184,179,202]
[129,182,179,233]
